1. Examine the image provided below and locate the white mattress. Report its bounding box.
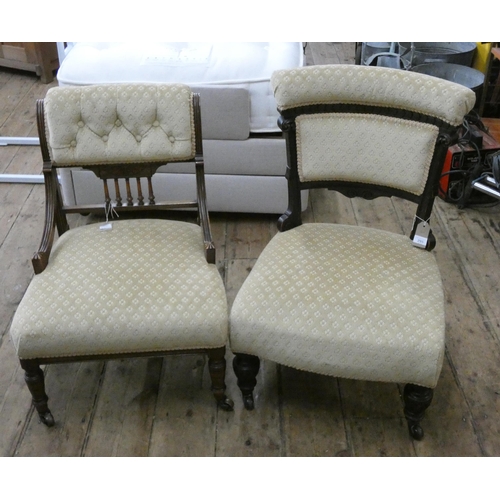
[57,42,304,133]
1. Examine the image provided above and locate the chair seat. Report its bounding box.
[230,223,445,388]
[11,219,228,359]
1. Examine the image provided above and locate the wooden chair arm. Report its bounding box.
[191,92,215,263]
[32,99,69,274]
[32,167,59,274]
[196,160,215,264]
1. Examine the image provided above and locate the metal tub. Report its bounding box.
[398,42,477,67]
[411,62,484,106]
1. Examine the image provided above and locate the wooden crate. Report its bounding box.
[0,42,59,83]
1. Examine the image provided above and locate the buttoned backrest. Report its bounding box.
[43,83,196,166]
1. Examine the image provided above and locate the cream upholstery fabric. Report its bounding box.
[230,223,445,388]
[271,65,476,127]
[44,83,195,165]
[296,113,438,196]
[11,219,228,359]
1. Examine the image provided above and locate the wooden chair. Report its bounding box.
[9,83,233,427]
[229,65,476,439]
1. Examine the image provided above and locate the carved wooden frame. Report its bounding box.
[277,102,459,252]
[34,93,215,272]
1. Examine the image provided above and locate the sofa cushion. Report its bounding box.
[191,85,250,140]
[165,137,287,176]
[66,170,308,214]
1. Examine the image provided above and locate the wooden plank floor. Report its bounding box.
[1,42,499,456]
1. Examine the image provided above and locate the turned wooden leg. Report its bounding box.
[233,353,260,410]
[207,348,234,411]
[403,384,434,440]
[20,360,55,427]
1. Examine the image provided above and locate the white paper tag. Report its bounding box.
[100,222,113,231]
[100,201,119,231]
[412,221,430,249]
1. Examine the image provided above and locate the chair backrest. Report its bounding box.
[34,83,215,272]
[43,83,196,165]
[38,83,202,211]
[270,65,476,244]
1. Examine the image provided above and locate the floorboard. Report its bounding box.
[1,43,500,456]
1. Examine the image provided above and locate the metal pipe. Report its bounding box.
[0,174,44,184]
[0,137,40,146]
[472,178,500,200]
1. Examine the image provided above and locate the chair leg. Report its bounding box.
[403,384,434,440]
[20,360,55,427]
[207,348,234,411]
[233,353,260,410]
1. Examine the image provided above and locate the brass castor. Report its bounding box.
[218,397,235,412]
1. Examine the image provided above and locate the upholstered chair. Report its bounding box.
[229,65,475,439]
[10,83,233,427]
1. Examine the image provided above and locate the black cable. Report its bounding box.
[449,116,488,208]
[464,110,489,134]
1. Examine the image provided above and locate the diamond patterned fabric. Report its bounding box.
[271,65,476,126]
[44,83,196,165]
[296,113,438,196]
[10,219,228,359]
[230,223,445,388]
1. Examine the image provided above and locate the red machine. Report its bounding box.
[439,126,500,204]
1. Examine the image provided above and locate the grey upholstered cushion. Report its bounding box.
[190,85,250,140]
